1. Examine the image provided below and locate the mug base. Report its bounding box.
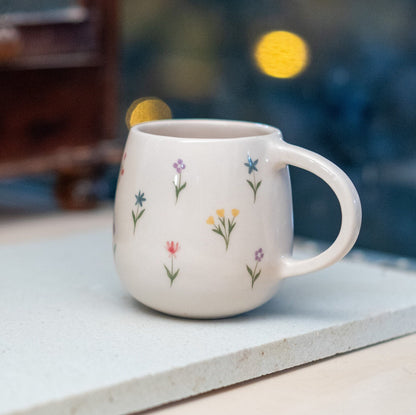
[128,291,277,319]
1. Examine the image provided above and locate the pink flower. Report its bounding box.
[166,241,180,257]
[173,159,186,173]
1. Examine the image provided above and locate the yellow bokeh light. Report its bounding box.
[254,31,309,79]
[125,97,172,129]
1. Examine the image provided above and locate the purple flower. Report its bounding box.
[255,248,264,262]
[173,159,186,173]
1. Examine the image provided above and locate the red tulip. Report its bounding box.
[166,241,180,257]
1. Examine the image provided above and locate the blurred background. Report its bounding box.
[0,0,415,258]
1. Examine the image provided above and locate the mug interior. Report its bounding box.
[136,119,277,139]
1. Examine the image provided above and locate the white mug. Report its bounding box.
[113,119,361,318]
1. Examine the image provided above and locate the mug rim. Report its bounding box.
[132,119,282,141]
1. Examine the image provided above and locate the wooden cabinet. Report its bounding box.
[0,1,120,208]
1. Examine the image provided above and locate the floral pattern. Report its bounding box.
[247,248,264,287]
[173,158,187,203]
[245,155,262,203]
[120,152,270,288]
[120,152,127,177]
[132,190,146,234]
[206,209,239,250]
[164,241,180,286]
[116,152,127,188]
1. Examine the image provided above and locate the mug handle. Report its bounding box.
[273,141,362,278]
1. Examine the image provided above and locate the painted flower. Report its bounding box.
[119,152,127,177]
[216,209,225,218]
[135,191,146,207]
[166,241,180,258]
[172,158,187,203]
[173,159,186,174]
[247,248,264,288]
[164,241,181,286]
[245,154,262,203]
[207,209,239,251]
[255,248,264,262]
[244,155,258,174]
[132,190,146,234]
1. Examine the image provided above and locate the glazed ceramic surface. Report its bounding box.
[113,119,361,318]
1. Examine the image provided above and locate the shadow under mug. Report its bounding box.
[113,119,362,318]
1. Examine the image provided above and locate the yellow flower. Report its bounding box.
[216,209,225,218]
[231,209,240,217]
[206,216,215,225]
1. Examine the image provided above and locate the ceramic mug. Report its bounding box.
[113,119,361,318]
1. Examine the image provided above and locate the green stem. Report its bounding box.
[170,256,174,286]
[175,173,182,204]
[227,217,235,250]
[253,172,257,203]
[252,262,258,288]
[133,206,140,234]
[220,217,229,250]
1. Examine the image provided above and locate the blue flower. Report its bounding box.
[244,155,258,174]
[135,191,146,207]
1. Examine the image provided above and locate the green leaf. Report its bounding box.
[164,264,172,278]
[254,270,262,282]
[212,228,224,236]
[256,180,262,190]
[131,210,136,223]
[246,265,253,277]
[229,222,236,233]
[219,217,226,228]
[136,208,145,221]
[246,180,255,191]
[179,182,187,191]
[172,268,180,280]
